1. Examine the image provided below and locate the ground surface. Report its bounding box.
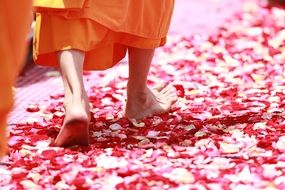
[2,0,285,189]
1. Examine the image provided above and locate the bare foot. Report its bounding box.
[53,99,90,147]
[63,94,91,121]
[125,84,178,119]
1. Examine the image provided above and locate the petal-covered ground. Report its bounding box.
[2,0,285,189]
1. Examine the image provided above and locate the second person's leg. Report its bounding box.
[0,0,32,157]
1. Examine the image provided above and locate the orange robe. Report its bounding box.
[33,0,175,70]
[0,1,32,157]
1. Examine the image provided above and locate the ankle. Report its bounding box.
[127,87,147,99]
[127,82,148,95]
[127,90,153,110]
[127,81,147,90]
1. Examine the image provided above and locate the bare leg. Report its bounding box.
[125,47,177,119]
[54,49,90,147]
[0,116,8,158]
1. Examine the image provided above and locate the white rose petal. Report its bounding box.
[109,123,122,131]
[276,136,285,151]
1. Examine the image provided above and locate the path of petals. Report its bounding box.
[2,1,285,189]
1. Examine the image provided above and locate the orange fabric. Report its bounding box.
[0,0,32,157]
[33,0,86,11]
[33,0,175,70]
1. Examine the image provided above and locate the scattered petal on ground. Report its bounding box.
[2,0,285,189]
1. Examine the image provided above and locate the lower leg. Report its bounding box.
[0,115,8,158]
[125,47,177,119]
[54,49,90,147]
